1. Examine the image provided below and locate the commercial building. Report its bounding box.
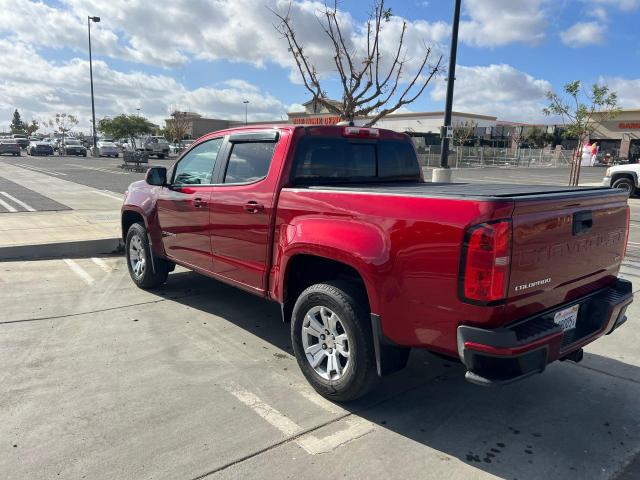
[589,109,640,162]
[165,103,640,162]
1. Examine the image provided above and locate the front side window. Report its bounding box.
[224,142,276,183]
[173,138,223,185]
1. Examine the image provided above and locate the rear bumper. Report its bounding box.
[457,278,633,386]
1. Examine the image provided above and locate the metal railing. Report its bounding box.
[417,146,575,169]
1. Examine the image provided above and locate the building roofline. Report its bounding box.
[287,110,497,121]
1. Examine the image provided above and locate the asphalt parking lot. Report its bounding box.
[1,156,639,479]
[1,256,639,480]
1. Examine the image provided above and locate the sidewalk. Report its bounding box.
[0,163,123,260]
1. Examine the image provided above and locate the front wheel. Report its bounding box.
[612,177,636,196]
[126,222,169,289]
[291,281,378,402]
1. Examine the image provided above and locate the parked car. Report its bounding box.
[27,140,54,156]
[124,135,170,158]
[62,138,87,157]
[603,164,640,196]
[122,125,633,401]
[11,134,29,149]
[97,140,120,157]
[0,139,21,156]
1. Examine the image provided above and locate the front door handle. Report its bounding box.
[193,197,208,208]
[244,201,264,213]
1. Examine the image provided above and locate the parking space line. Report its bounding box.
[0,191,36,211]
[63,259,95,285]
[0,197,17,212]
[14,163,66,176]
[297,417,375,455]
[90,190,124,201]
[65,164,129,175]
[91,257,113,273]
[222,381,301,436]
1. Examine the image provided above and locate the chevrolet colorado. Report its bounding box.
[122,125,633,401]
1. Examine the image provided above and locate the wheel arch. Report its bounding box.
[611,171,638,187]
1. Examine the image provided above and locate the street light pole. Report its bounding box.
[433,0,462,183]
[243,100,249,125]
[87,16,100,154]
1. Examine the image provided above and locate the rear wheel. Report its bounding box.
[612,177,635,196]
[291,281,377,402]
[126,222,169,289]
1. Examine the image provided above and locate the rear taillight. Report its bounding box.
[460,220,512,304]
[623,206,630,258]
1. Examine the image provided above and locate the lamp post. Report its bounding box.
[433,0,461,183]
[243,100,249,125]
[87,15,100,155]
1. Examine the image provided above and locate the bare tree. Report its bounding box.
[272,0,443,126]
[452,121,477,146]
[165,111,190,143]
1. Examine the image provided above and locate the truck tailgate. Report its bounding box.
[508,189,629,308]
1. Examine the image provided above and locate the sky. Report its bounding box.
[0,0,638,133]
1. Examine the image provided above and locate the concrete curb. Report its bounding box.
[0,237,124,261]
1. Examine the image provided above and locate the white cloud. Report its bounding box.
[560,21,605,47]
[0,0,449,79]
[430,64,552,121]
[460,0,550,47]
[0,40,289,132]
[598,77,640,108]
[587,6,608,20]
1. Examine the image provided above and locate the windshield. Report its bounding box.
[65,140,81,145]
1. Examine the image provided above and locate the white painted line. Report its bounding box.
[91,257,113,273]
[90,191,124,202]
[0,197,17,212]
[66,164,128,175]
[63,259,95,285]
[0,192,36,212]
[221,381,301,436]
[297,417,375,455]
[294,385,345,415]
[14,163,66,176]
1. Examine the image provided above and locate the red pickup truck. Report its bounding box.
[122,125,633,401]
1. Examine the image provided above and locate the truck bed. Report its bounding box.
[303,181,617,201]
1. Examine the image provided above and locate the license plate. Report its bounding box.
[554,304,579,331]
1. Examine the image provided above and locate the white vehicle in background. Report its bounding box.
[123,135,170,159]
[603,164,640,196]
[169,139,195,155]
[97,140,120,157]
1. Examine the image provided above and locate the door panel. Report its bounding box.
[157,187,214,270]
[209,140,279,291]
[156,137,223,271]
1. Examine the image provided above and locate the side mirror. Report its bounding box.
[146,166,167,186]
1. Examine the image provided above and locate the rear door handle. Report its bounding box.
[244,201,264,213]
[193,197,208,208]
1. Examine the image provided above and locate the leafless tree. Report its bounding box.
[165,111,190,143]
[452,121,477,146]
[271,0,443,126]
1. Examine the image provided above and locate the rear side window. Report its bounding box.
[224,142,276,184]
[293,137,419,183]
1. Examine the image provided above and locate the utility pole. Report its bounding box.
[88,15,100,155]
[243,100,249,125]
[433,0,461,183]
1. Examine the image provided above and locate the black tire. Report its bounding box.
[82,152,87,157]
[612,177,635,196]
[115,153,119,158]
[157,154,165,159]
[291,281,377,402]
[125,222,169,289]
